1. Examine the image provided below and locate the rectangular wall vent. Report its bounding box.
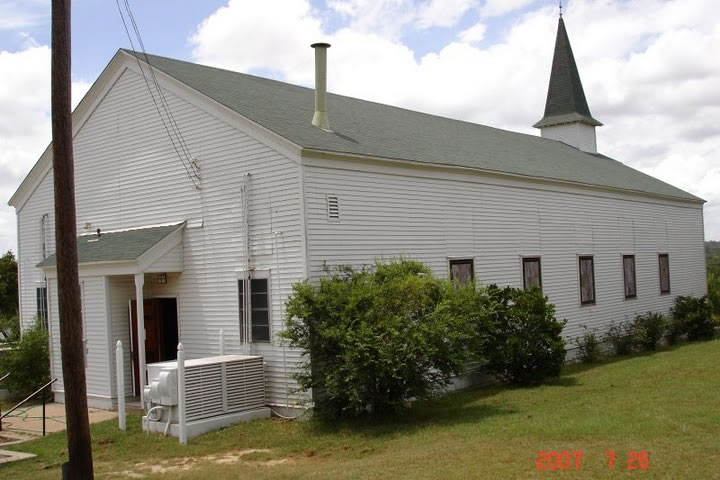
[327,195,340,221]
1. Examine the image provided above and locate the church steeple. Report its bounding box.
[534,15,602,152]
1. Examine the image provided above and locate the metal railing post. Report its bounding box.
[116,340,126,431]
[42,388,46,436]
[177,342,187,445]
[0,379,58,430]
[0,372,9,432]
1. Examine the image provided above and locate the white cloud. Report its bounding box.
[416,0,475,29]
[457,22,487,44]
[0,0,48,30]
[0,45,90,254]
[189,0,720,240]
[326,0,417,39]
[480,0,536,18]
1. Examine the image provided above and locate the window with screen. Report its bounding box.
[659,254,670,294]
[579,256,596,305]
[522,257,542,290]
[36,286,48,329]
[238,277,270,342]
[449,259,474,285]
[623,255,637,299]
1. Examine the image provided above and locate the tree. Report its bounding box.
[0,250,19,341]
[0,250,18,316]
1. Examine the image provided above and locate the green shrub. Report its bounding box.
[606,321,639,355]
[282,259,475,418]
[670,295,715,342]
[0,320,50,398]
[708,273,720,318]
[574,326,602,363]
[481,286,566,385]
[0,313,20,343]
[632,312,668,351]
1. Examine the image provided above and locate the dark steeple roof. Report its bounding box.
[534,17,602,128]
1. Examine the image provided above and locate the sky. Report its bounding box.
[0,0,718,255]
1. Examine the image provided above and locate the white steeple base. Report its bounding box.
[541,122,597,153]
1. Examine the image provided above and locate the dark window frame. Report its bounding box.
[36,285,48,329]
[579,255,596,305]
[238,276,271,343]
[658,253,671,294]
[622,254,637,299]
[449,258,474,285]
[522,257,542,291]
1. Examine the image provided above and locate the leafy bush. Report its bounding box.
[283,259,476,418]
[0,314,20,343]
[632,312,668,351]
[0,320,50,398]
[670,295,715,342]
[481,286,566,385]
[574,326,602,363]
[708,273,720,319]
[606,321,640,355]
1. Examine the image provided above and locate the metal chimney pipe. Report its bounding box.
[311,42,331,131]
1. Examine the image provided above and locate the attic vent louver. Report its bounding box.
[327,195,340,221]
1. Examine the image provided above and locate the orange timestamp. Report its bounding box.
[536,450,649,471]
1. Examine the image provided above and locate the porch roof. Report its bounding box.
[37,222,184,269]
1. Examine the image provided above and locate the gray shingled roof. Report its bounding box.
[123,51,699,202]
[534,17,602,128]
[37,223,183,267]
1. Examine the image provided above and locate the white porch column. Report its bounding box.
[134,273,146,404]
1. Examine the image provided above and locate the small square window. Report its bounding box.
[623,255,636,299]
[579,256,596,305]
[449,259,474,285]
[522,257,542,290]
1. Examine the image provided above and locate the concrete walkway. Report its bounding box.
[1,402,117,436]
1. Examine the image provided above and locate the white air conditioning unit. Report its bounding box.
[142,354,271,439]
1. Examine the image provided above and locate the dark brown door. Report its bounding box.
[129,298,179,396]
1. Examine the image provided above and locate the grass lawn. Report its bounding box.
[2,340,719,479]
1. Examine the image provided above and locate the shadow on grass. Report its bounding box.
[561,341,694,376]
[308,387,516,439]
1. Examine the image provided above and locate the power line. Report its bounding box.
[122,0,198,174]
[114,0,200,189]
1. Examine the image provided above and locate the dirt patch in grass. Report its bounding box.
[104,449,292,478]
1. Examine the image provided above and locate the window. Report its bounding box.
[579,256,596,305]
[238,277,270,342]
[522,257,542,290]
[449,259,474,285]
[36,286,48,329]
[659,254,670,294]
[623,255,637,299]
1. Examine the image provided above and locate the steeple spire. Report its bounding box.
[534,15,602,152]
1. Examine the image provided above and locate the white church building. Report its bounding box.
[9,16,706,410]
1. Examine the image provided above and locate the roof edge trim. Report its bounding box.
[301,148,705,205]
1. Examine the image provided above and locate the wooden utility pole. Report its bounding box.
[51,0,95,478]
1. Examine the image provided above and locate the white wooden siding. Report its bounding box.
[46,275,112,407]
[16,66,307,407]
[303,158,707,340]
[541,122,597,153]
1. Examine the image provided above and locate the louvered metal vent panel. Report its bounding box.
[327,195,340,220]
[180,356,266,422]
[185,363,224,421]
[225,357,266,411]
